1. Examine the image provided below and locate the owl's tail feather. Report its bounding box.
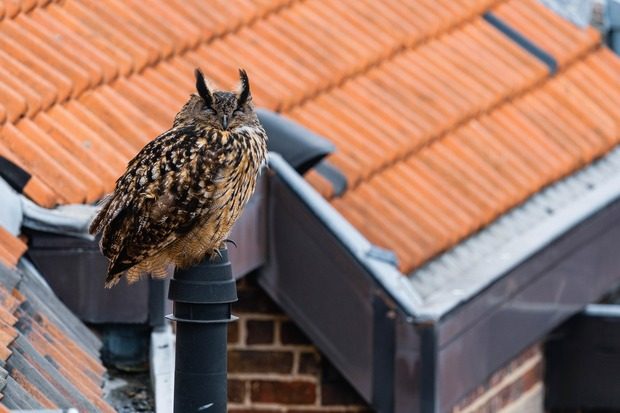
[105,256,171,288]
[104,273,122,289]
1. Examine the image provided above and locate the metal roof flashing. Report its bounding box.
[267,154,424,312]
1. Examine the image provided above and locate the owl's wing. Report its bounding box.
[91,125,223,277]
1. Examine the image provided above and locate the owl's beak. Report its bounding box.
[221,115,229,130]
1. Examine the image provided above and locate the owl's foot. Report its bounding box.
[223,239,237,248]
[209,249,223,260]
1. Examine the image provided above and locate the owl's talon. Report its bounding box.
[209,249,223,260]
[224,239,237,248]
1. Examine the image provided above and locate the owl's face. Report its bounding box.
[184,69,258,132]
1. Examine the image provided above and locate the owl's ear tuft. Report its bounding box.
[237,69,251,106]
[194,68,213,107]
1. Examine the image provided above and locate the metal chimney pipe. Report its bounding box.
[167,248,237,413]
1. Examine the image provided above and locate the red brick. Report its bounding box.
[289,409,373,413]
[228,321,240,344]
[250,380,316,404]
[234,286,281,314]
[281,320,311,345]
[229,409,281,413]
[299,352,321,376]
[228,379,246,403]
[229,350,293,374]
[246,319,274,345]
[321,380,366,406]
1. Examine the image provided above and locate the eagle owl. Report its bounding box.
[89,69,268,288]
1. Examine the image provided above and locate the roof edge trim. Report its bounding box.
[268,153,424,315]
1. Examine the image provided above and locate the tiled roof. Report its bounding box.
[0,229,112,411]
[0,228,26,269]
[0,0,617,278]
[407,144,620,317]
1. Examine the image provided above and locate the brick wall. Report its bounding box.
[452,345,544,413]
[230,276,545,413]
[228,275,372,413]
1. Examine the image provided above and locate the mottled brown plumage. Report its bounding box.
[89,69,268,287]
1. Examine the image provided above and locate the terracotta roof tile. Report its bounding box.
[0,142,57,207]
[284,18,549,187]
[0,80,27,123]
[0,65,42,118]
[19,313,101,393]
[112,77,175,129]
[0,48,58,110]
[144,0,205,48]
[97,85,162,138]
[331,52,620,272]
[21,0,38,12]
[0,227,26,268]
[45,3,134,77]
[26,10,119,83]
[78,0,166,64]
[42,107,126,183]
[47,105,125,164]
[78,89,150,150]
[141,68,189,105]
[0,0,616,277]
[61,0,151,73]
[3,0,20,19]
[17,14,104,89]
[304,169,334,199]
[130,1,198,53]
[1,18,92,97]
[64,100,135,160]
[18,118,106,202]
[0,31,72,103]
[493,0,599,66]
[34,113,116,189]
[1,123,84,204]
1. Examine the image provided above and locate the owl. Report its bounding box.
[89,69,268,288]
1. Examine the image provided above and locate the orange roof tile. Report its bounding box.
[0,0,616,276]
[331,51,620,273]
[0,227,26,268]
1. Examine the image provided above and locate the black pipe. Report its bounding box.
[167,248,237,413]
